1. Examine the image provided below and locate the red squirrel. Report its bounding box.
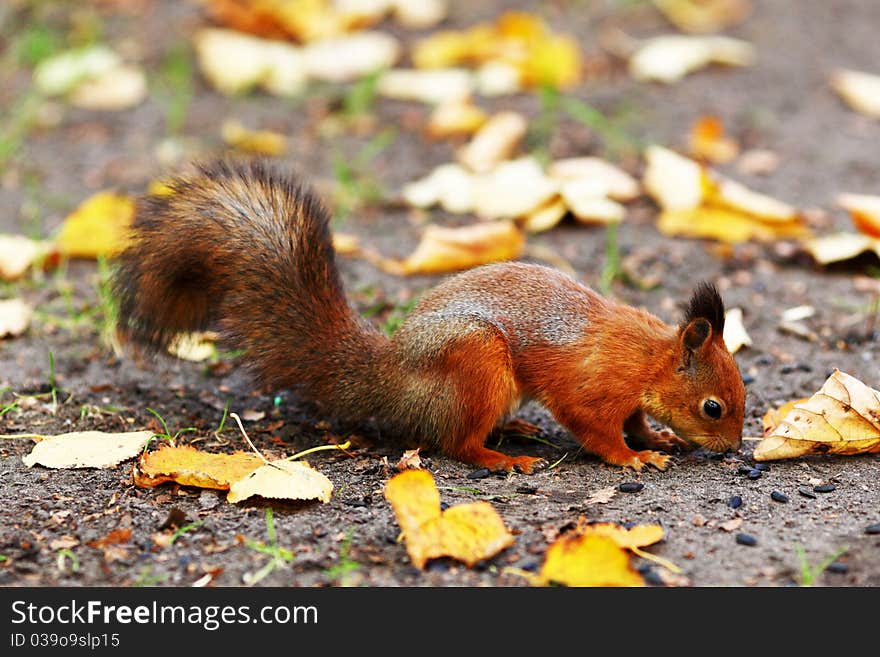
[114,159,746,473]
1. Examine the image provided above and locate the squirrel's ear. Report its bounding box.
[678,282,725,368]
[681,318,712,352]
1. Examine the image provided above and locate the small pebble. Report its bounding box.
[516,484,538,495]
[728,495,742,509]
[618,482,644,493]
[770,491,789,503]
[747,469,762,480]
[742,375,755,385]
[466,468,490,480]
[753,463,770,472]
[797,487,817,499]
[826,562,849,574]
[637,565,665,586]
[814,484,836,493]
[865,523,880,535]
[439,501,450,511]
[736,533,758,546]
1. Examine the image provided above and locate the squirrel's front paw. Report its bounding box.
[611,449,671,471]
[652,429,692,453]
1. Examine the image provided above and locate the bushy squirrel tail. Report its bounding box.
[113,159,389,405]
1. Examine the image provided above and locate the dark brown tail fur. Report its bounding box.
[113,159,390,410]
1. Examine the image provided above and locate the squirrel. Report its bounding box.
[113,159,746,473]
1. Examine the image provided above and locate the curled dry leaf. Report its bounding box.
[830,69,880,119]
[629,34,756,84]
[221,119,288,155]
[390,0,448,29]
[395,448,423,470]
[457,111,527,173]
[401,163,475,214]
[384,469,514,569]
[722,307,751,354]
[226,459,333,504]
[379,220,524,275]
[22,431,153,469]
[68,65,147,111]
[761,397,810,436]
[377,68,474,104]
[54,191,135,258]
[688,115,739,164]
[332,232,361,255]
[584,486,617,505]
[652,0,753,34]
[753,369,880,461]
[802,233,880,265]
[521,198,567,233]
[134,446,264,489]
[559,180,625,224]
[0,298,33,338]
[0,235,49,280]
[645,146,806,243]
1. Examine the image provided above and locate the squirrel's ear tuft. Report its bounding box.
[681,281,725,336]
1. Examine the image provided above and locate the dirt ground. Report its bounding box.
[1,0,880,589]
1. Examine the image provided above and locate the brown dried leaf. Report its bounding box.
[754,369,880,461]
[134,445,264,490]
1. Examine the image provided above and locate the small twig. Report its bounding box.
[0,433,44,440]
[284,440,352,462]
[230,412,270,465]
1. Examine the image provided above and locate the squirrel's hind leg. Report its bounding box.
[430,327,545,474]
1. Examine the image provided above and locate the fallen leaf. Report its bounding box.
[584,486,617,505]
[548,157,640,202]
[753,369,880,461]
[68,64,147,111]
[520,198,567,233]
[33,45,121,96]
[193,28,307,96]
[629,34,756,84]
[472,157,559,219]
[735,148,780,176]
[167,332,217,362]
[377,68,474,104]
[22,431,153,469]
[221,119,287,155]
[838,193,880,238]
[539,533,644,587]
[390,0,448,28]
[475,60,522,96]
[762,398,809,436]
[559,182,625,225]
[332,232,360,254]
[54,191,135,258]
[50,537,80,550]
[134,445,264,489]
[0,298,33,338]
[723,307,751,354]
[457,111,527,173]
[802,232,880,265]
[226,459,333,503]
[0,235,49,280]
[401,163,476,213]
[384,469,514,569]
[830,69,880,119]
[241,409,266,421]
[688,115,739,163]
[301,31,400,82]
[652,0,752,34]
[380,220,524,275]
[395,448,423,470]
[87,528,131,549]
[426,97,488,139]
[645,146,807,243]
[719,517,743,532]
[583,522,665,551]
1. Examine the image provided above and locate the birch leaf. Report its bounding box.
[23,431,153,469]
[226,459,333,503]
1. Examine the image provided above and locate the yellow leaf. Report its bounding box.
[520,34,581,90]
[838,192,880,238]
[830,69,880,119]
[723,307,751,354]
[226,459,333,504]
[657,206,806,244]
[382,220,524,275]
[582,522,665,549]
[688,114,739,163]
[54,191,135,258]
[411,30,473,69]
[167,332,217,362]
[134,445,264,490]
[520,197,567,233]
[23,431,153,469]
[0,234,49,280]
[753,369,880,461]
[221,119,288,155]
[643,145,706,211]
[384,469,514,569]
[652,0,752,34]
[761,397,810,436]
[332,232,361,255]
[472,157,559,219]
[0,298,33,338]
[426,97,488,139]
[629,34,756,84]
[457,111,528,174]
[539,533,644,587]
[68,64,147,111]
[802,232,880,265]
[548,157,640,202]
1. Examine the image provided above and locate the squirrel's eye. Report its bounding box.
[703,399,723,420]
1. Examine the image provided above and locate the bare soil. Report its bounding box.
[1,0,879,588]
